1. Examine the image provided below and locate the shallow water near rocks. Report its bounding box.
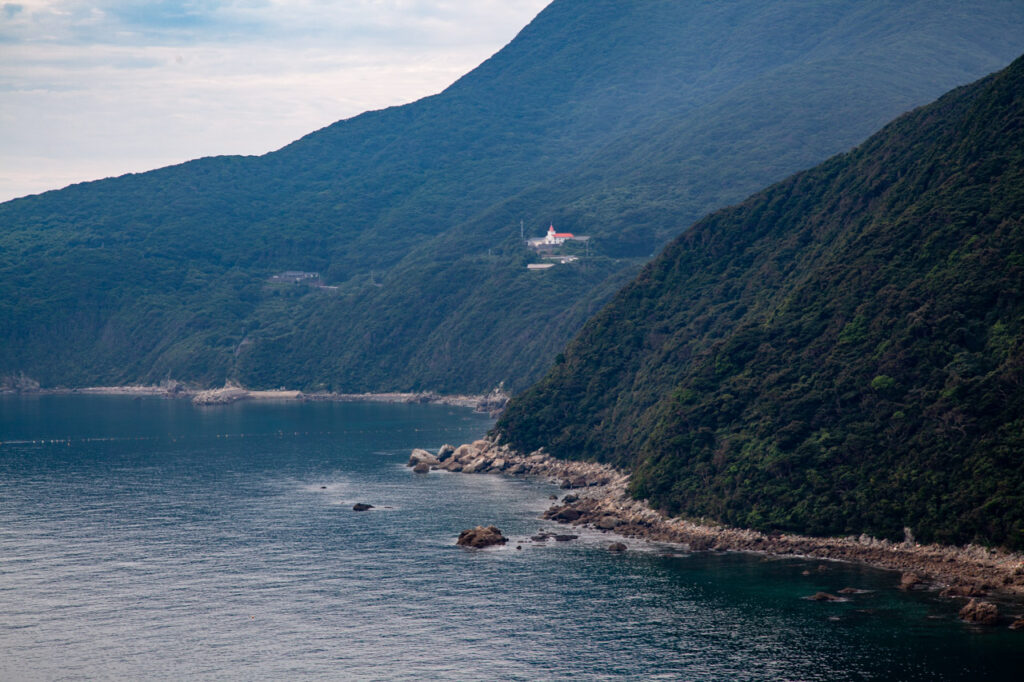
[1,395,1021,680]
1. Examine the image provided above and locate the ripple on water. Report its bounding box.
[1,397,1022,680]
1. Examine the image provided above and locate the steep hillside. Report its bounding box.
[498,54,1024,548]
[4,0,1024,392]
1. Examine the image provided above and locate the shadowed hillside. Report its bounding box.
[498,54,1024,548]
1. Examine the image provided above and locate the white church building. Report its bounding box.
[527,224,577,248]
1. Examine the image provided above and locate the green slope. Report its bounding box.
[498,54,1024,549]
[3,0,1024,392]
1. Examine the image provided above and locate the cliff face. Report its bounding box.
[5,1,1024,393]
[497,54,1024,549]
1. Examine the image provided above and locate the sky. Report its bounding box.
[0,0,551,202]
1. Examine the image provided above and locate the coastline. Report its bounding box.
[424,436,1024,602]
[4,382,507,414]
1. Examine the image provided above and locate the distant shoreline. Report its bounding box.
[426,436,1024,609]
[3,383,508,414]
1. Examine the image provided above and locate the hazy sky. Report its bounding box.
[0,0,550,202]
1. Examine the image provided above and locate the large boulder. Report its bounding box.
[352,503,374,512]
[959,599,999,625]
[453,444,480,463]
[437,444,456,461]
[408,449,439,467]
[412,462,431,474]
[462,457,491,474]
[456,525,508,548]
[548,507,583,522]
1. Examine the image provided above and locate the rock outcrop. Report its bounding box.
[192,383,249,405]
[959,599,999,625]
[939,583,987,598]
[456,525,508,548]
[899,572,923,590]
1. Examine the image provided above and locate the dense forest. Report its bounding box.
[498,54,1024,549]
[4,0,1024,393]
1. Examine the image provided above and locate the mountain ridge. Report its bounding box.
[4,0,1024,393]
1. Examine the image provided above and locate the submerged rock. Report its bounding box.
[1009,618,1024,631]
[352,503,374,512]
[457,525,508,548]
[609,542,627,552]
[412,462,431,474]
[554,534,579,542]
[959,599,999,625]
[808,592,842,602]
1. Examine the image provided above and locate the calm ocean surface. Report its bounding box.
[1,395,1021,680]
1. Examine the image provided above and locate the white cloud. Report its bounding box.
[0,0,550,201]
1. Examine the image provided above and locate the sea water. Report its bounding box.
[1,395,1021,680]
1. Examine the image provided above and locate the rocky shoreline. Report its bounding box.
[4,381,507,414]
[415,436,1024,616]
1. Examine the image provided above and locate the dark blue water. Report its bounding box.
[1,396,1021,680]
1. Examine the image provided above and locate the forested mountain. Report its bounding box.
[4,0,1024,392]
[498,54,1024,549]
